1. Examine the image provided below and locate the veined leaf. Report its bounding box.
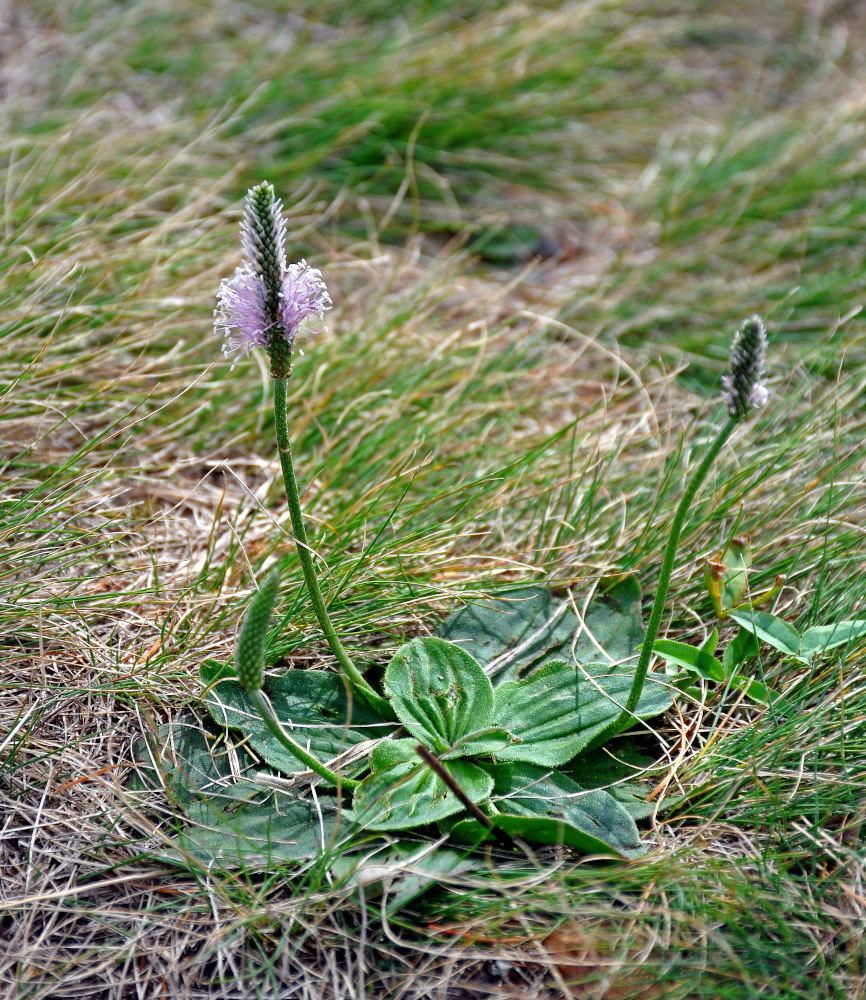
[171,780,338,869]
[487,761,644,858]
[566,744,661,821]
[438,577,644,684]
[348,739,493,831]
[492,659,671,767]
[203,663,393,776]
[384,637,510,756]
[728,610,800,657]
[452,762,644,858]
[130,716,257,805]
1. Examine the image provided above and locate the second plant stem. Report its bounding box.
[615,416,737,731]
[273,377,391,718]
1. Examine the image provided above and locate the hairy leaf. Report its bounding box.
[485,761,644,858]
[438,578,644,684]
[566,744,661,820]
[349,739,493,831]
[203,662,393,776]
[130,717,258,805]
[492,659,671,766]
[170,780,338,869]
[384,637,510,755]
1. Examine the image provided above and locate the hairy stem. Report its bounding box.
[616,416,737,730]
[249,688,358,791]
[273,378,391,718]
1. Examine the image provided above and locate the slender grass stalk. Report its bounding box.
[273,377,391,717]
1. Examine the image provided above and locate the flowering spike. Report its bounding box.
[214,182,331,377]
[722,315,769,420]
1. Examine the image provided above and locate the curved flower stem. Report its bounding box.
[273,377,392,718]
[615,416,738,731]
[249,688,358,791]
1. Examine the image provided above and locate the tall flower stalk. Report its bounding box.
[216,182,390,719]
[614,316,769,730]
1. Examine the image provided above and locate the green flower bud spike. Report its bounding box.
[235,568,280,693]
[614,316,770,733]
[234,568,358,791]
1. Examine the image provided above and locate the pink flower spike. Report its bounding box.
[215,184,332,375]
[278,260,332,350]
[214,265,271,365]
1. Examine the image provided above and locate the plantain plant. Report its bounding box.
[137,183,866,892]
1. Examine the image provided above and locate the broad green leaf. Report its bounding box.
[383,637,509,755]
[799,620,866,660]
[133,723,345,870]
[331,840,480,914]
[203,663,393,776]
[492,659,671,767]
[722,627,760,678]
[169,780,338,869]
[349,739,493,831]
[438,586,554,670]
[439,727,514,760]
[731,674,773,705]
[566,745,661,820]
[650,638,725,682]
[575,575,645,666]
[728,610,800,657]
[438,577,644,684]
[487,761,644,858]
[130,717,258,805]
[450,766,644,858]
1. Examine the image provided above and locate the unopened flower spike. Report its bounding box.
[722,315,769,420]
[214,182,331,378]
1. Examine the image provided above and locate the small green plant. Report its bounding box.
[652,537,866,705]
[138,184,860,894]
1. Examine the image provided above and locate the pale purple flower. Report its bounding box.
[277,260,332,348]
[214,183,332,373]
[214,265,270,362]
[215,259,332,365]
